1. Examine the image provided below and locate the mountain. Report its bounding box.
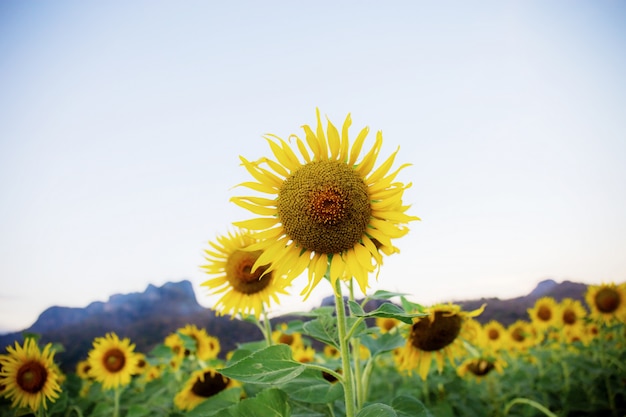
[0,278,590,373]
[456,279,588,326]
[0,281,263,373]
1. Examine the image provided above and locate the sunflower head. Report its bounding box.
[397,303,484,380]
[174,368,240,411]
[585,282,626,324]
[177,324,221,361]
[527,296,560,331]
[0,338,62,412]
[559,298,587,330]
[231,109,419,298]
[87,332,139,390]
[457,356,505,382]
[201,229,293,319]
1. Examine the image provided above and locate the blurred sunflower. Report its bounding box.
[75,359,92,380]
[174,367,240,411]
[178,324,221,361]
[527,296,560,331]
[376,317,401,333]
[292,345,316,363]
[231,109,419,298]
[505,320,536,352]
[481,320,506,352]
[585,282,626,324]
[201,229,293,319]
[559,298,587,333]
[457,356,505,382]
[0,338,62,412]
[271,323,305,350]
[397,303,484,380]
[87,332,139,390]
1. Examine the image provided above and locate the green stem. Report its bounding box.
[303,362,343,382]
[348,280,364,409]
[334,279,356,417]
[113,387,121,417]
[65,406,84,417]
[262,307,273,346]
[504,398,558,417]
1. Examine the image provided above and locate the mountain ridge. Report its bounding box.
[0,278,589,373]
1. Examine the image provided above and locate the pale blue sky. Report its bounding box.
[1,1,625,333]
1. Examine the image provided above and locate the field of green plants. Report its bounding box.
[1,285,625,417]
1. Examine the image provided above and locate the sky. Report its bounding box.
[1,1,625,334]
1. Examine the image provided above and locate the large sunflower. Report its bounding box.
[396,303,484,380]
[558,298,587,333]
[585,282,626,324]
[174,367,240,411]
[87,332,139,390]
[201,229,293,319]
[231,109,419,298]
[0,338,62,412]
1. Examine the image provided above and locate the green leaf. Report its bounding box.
[278,369,343,403]
[290,306,336,317]
[400,297,424,314]
[357,403,397,417]
[126,404,152,417]
[391,395,434,417]
[348,300,366,316]
[359,332,406,357]
[369,290,409,300]
[302,315,339,348]
[185,387,244,417]
[351,302,426,324]
[228,388,291,417]
[219,344,306,384]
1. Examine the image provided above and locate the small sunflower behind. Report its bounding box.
[585,282,626,325]
[87,332,140,390]
[177,324,221,362]
[480,320,507,353]
[505,320,537,353]
[397,303,484,380]
[558,298,587,335]
[457,356,506,382]
[174,367,240,411]
[230,109,419,299]
[0,337,62,412]
[201,229,294,319]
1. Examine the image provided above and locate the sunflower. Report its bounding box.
[457,356,505,382]
[292,345,316,363]
[585,282,626,324]
[201,229,293,319]
[376,317,401,333]
[0,338,62,412]
[527,296,560,331]
[505,320,537,352]
[174,367,240,411]
[177,324,221,361]
[87,332,140,390]
[231,109,419,298]
[396,303,484,380]
[75,359,92,380]
[558,298,587,333]
[271,323,305,350]
[479,320,506,353]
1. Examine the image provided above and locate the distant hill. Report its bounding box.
[0,281,263,373]
[0,278,590,373]
[456,279,588,326]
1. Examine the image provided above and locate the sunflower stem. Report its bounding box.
[112,387,121,417]
[262,307,273,347]
[348,279,364,409]
[334,279,357,417]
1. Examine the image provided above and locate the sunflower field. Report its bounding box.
[1,111,625,417]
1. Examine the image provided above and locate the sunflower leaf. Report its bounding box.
[226,388,291,417]
[359,332,406,357]
[356,403,398,417]
[350,302,426,324]
[278,368,344,403]
[302,314,340,348]
[391,395,435,417]
[369,290,409,300]
[218,344,306,385]
[185,387,244,417]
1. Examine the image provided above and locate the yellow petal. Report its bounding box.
[315,108,329,160]
[240,156,284,189]
[230,198,276,216]
[234,181,278,194]
[231,217,279,230]
[367,163,411,193]
[326,117,341,160]
[356,130,383,177]
[340,113,351,162]
[349,126,370,166]
[292,135,311,163]
[367,146,399,183]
